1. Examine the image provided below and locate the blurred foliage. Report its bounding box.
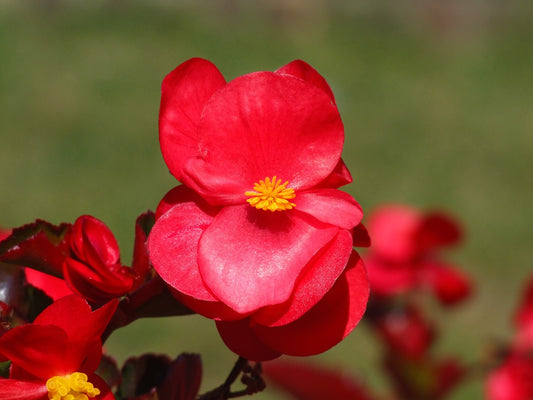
[0,1,532,398]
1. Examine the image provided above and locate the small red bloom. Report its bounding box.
[0,294,118,400]
[149,58,369,360]
[62,215,136,305]
[365,205,471,305]
[1,214,153,306]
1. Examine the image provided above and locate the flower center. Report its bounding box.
[245,176,296,212]
[46,372,100,400]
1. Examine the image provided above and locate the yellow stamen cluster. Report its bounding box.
[46,372,100,400]
[245,176,296,212]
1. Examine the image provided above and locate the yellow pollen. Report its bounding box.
[245,176,296,212]
[46,372,100,400]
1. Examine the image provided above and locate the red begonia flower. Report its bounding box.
[365,204,471,305]
[0,294,118,400]
[149,58,369,360]
[486,354,533,400]
[62,215,135,305]
[1,214,153,306]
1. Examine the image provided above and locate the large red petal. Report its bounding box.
[34,295,118,370]
[198,206,339,314]
[0,324,69,379]
[181,71,344,204]
[275,59,336,103]
[155,185,213,219]
[0,379,48,400]
[252,230,353,327]
[252,252,369,356]
[159,58,226,181]
[149,202,219,302]
[296,188,363,229]
[215,318,281,362]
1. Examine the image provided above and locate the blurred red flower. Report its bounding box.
[0,295,117,400]
[486,354,533,400]
[149,58,369,361]
[486,274,533,400]
[263,358,376,400]
[365,205,471,305]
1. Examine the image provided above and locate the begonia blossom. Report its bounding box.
[0,294,118,400]
[364,204,471,305]
[0,214,153,306]
[148,58,369,361]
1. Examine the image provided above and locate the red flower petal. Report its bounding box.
[263,359,376,400]
[364,255,417,296]
[367,205,421,263]
[275,59,336,103]
[71,216,120,267]
[316,158,353,188]
[421,261,472,306]
[252,230,353,327]
[149,201,219,302]
[181,71,344,204]
[216,318,282,362]
[252,252,369,356]
[24,268,73,300]
[198,206,339,314]
[0,379,48,400]
[352,223,371,248]
[0,324,69,379]
[296,188,363,229]
[63,257,133,304]
[417,212,462,252]
[159,58,226,181]
[155,185,212,219]
[33,295,118,372]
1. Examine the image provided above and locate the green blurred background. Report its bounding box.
[1,1,532,398]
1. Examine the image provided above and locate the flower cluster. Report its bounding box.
[0,58,370,399]
[0,57,524,400]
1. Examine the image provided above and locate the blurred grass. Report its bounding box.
[1,1,532,398]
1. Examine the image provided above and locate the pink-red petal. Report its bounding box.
[149,202,219,302]
[181,71,344,204]
[252,252,369,356]
[296,188,363,230]
[215,318,281,362]
[0,324,69,379]
[252,230,353,327]
[198,206,339,314]
[159,58,226,181]
[275,59,336,103]
[33,295,118,371]
[0,379,48,400]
